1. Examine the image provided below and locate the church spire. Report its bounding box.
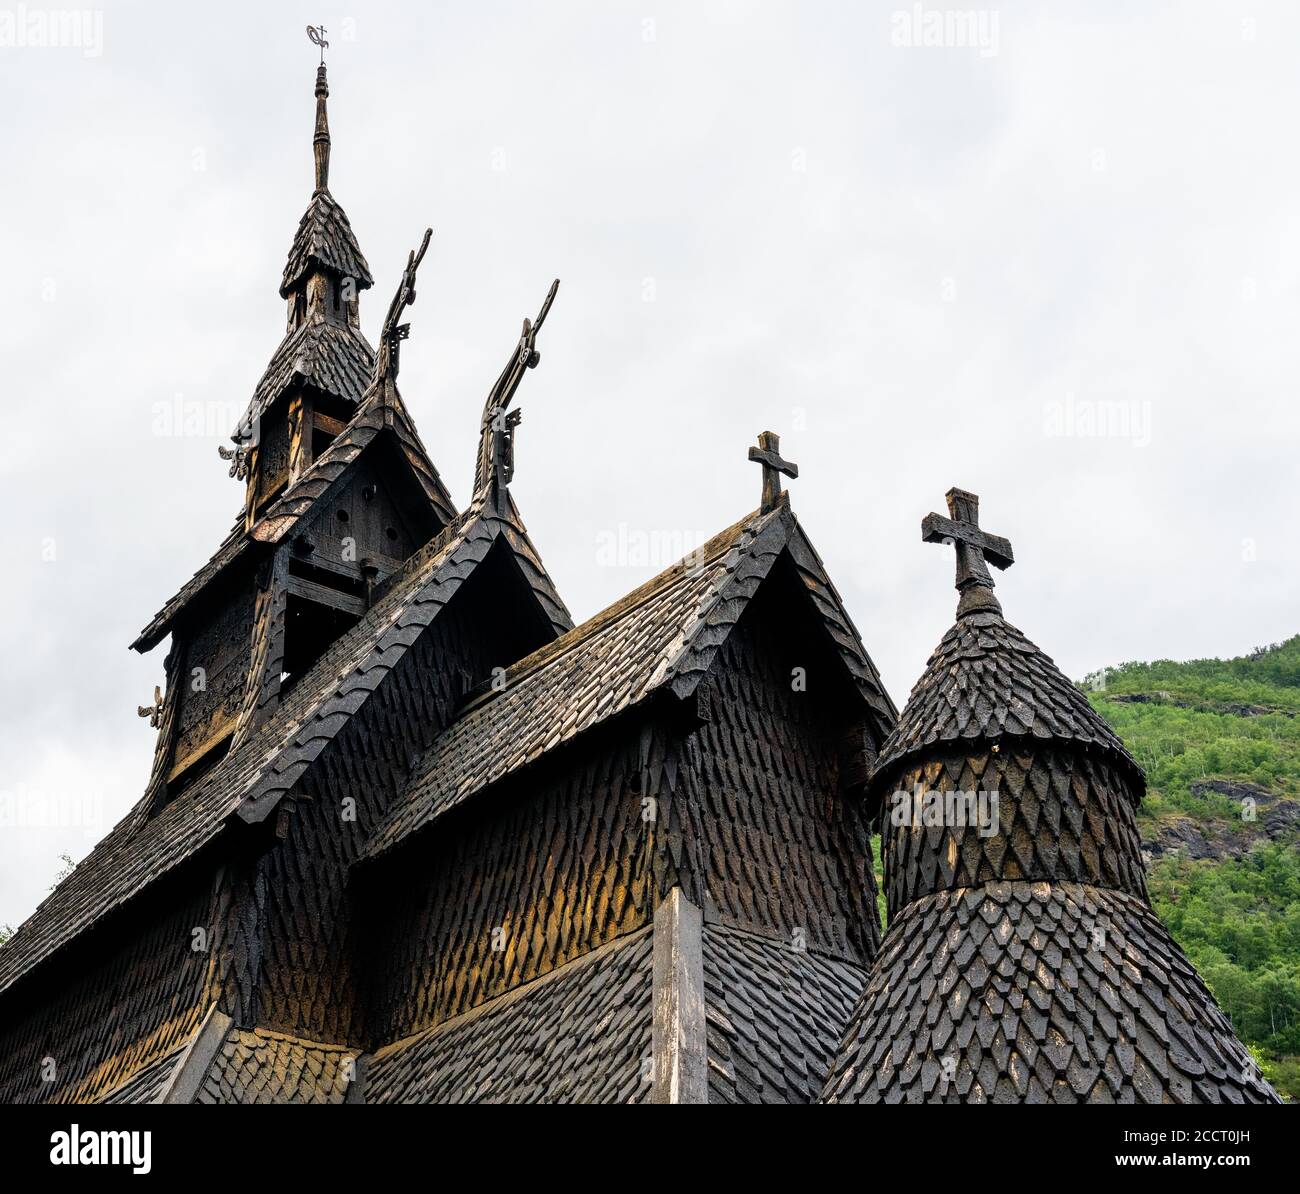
[313,62,331,193]
[306,25,332,192]
[228,28,375,513]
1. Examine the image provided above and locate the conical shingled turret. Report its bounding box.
[822,488,1280,1104]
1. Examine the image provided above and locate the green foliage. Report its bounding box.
[1149,845,1300,1052]
[872,833,886,932]
[1086,636,1300,1101]
[1085,636,1300,822]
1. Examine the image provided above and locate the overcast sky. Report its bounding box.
[2,0,1298,929]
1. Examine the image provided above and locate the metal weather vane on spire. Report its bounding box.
[307,26,332,192]
[922,487,1014,617]
[473,280,561,493]
[306,24,328,64]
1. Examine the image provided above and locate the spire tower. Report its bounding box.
[822,488,1280,1104]
[313,63,331,192]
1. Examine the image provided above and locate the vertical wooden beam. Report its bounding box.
[155,1003,232,1104]
[233,550,289,748]
[243,443,261,533]
[651,887,707,1104]
[287,391,311,484]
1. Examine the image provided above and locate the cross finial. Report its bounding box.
[747,431,798,513]
[922,487,1014,617]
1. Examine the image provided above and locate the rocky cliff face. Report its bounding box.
[1144,780,1300,862]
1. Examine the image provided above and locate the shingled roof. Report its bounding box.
[365,927,654,1104]
[280,188,373,298]
[821,880,1278,1103]
[704,922,865,1103]
[869,608,1143,793]
[236,318,375,442]
[0,496,570,998]
[363,501,896,861]
[195,1026,358,1104]
[134,386,457,651]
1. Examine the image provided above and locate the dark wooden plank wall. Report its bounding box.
[298,456,423,569]
[170,584,257,773]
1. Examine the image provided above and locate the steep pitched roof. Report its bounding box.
[133,389,457,652]
[195,1027,357,1104]
[869,608,1142,792]
[280,189,373,297]
[0,498,571,999]
[704,922,865,1104]
[363,502,896,861]
[132,517,247,651]
[236,319,375,442]
[251,389,455,544]
[820,880,1280,1104]
[364,926,654,1104]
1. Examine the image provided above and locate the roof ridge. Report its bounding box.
[457,506,768,707]
[361,502,897,860]
[0,507,533,996]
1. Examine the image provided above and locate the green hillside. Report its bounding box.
[1085,636,1300,1100]
[869,636,1300,1100]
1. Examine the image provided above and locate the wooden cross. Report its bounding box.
[922,487,1014,615]
[747,431,798,513]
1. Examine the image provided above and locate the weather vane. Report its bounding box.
[306,24,328,65]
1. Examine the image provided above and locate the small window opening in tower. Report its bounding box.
[281,594,360,694]
[311,427,333,459]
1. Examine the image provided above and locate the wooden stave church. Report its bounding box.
[0,62,1277,1106]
